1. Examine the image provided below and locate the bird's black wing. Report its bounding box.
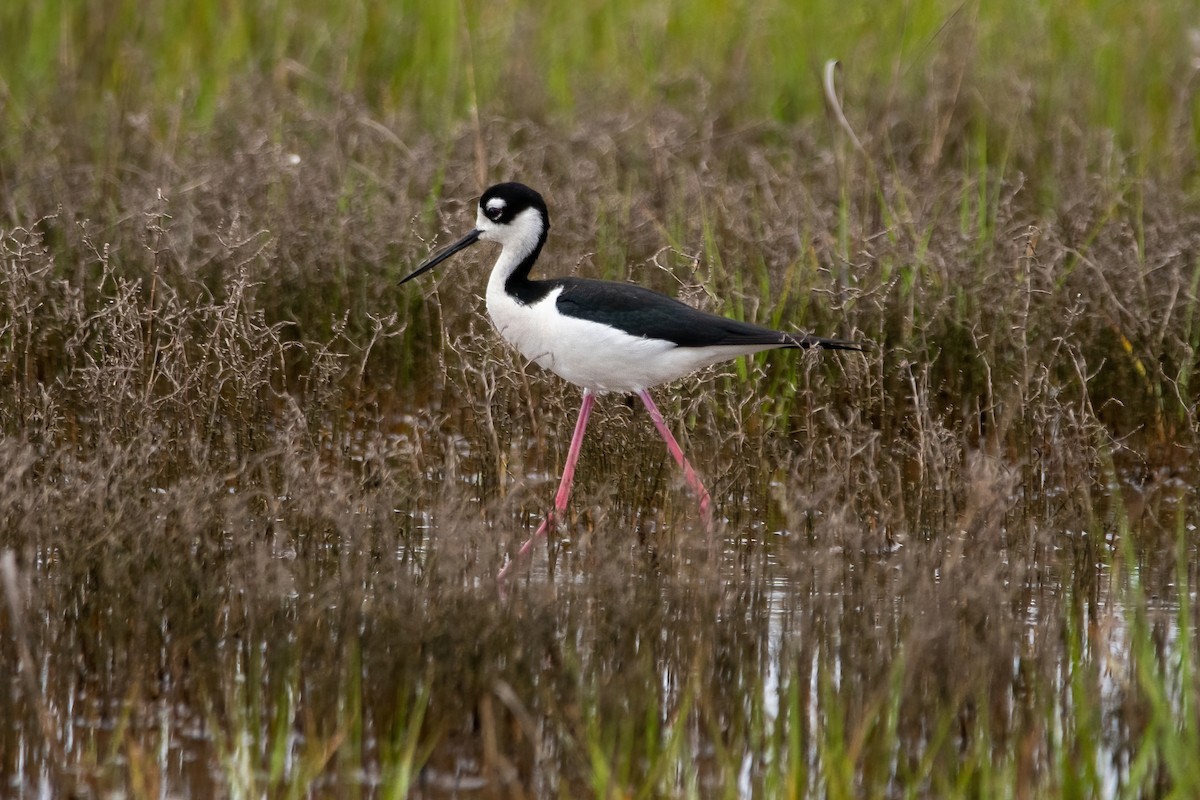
[550,277,860,350]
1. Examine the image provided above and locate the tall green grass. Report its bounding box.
[2,0,1197,171]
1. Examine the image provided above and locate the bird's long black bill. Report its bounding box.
[400,229,481,284]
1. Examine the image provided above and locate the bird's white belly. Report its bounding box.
[485,286,772,393]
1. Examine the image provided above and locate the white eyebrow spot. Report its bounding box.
[486,198,506,212]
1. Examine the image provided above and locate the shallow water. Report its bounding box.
[2,407,1197,798]
[5,548,1190,797]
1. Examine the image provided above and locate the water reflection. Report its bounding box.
[2,418,1196,797]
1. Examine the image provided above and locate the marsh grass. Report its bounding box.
[2,0,1200,796]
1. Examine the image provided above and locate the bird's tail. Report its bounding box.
[789,333,865,351]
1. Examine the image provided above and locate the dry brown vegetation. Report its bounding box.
[1,46,1199,799]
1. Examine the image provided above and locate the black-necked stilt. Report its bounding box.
[401,182,862,578]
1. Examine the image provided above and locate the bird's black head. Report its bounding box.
[400,182,550,286]
[479,182,550,230]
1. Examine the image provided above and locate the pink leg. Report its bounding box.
[637,389,713,532]
[497,389,596,580]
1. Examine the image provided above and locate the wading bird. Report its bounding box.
[401,183,861,578]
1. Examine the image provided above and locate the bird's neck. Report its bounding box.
[489,236,547,303]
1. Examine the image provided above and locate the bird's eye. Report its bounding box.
[485,201,506,221]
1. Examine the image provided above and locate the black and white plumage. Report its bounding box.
[401,182,861,578]
[403,182,861,393]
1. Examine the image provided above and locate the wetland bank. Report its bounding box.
[2,0,1199,796]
